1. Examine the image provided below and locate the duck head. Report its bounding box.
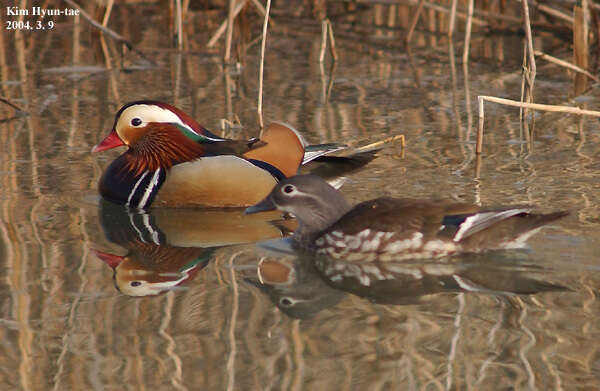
[92,100,221,151]
[91,101,223,173]
[246,175,351,243]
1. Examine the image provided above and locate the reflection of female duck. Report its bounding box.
[313,253,567,305]
[245,255,345,319]
[94,200,294,296]
[245,250,565,315]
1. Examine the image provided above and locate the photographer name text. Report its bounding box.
[6,6,79,18]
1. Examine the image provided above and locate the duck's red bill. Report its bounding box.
[92,130,124,152]
[92,248,124,269]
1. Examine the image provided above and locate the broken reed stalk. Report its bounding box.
[534,50,599,82]
[476,95,600,154]
[356,134,406,151]
[63,0,156,66]
[257,0,272,129]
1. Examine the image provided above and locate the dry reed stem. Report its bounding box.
[406,0,425,44]
[476,95,600,154]
[534,50,599,82]
[520,0,536,127]
[533,1,574,24]
[224,0,237,62]
[522,0,536,90]
[102,0,114,27]
[257,0,272,129]
[356,134,406,151]
[213,0,272,55]
[462,0,474,64]
[573,0,591,95]
[319,20,338,63]
[327,20,338,61]
[249,0,269,19]
[420,1,487,26]
[448,0,457,37]
[0,97,26,114]
[63,0,156,66]
[175,0,183,49]
[320,20,328,63]
[207,1,245,48]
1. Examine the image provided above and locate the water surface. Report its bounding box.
[1,3,600,390]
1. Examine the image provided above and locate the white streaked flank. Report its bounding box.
[138,168,162,209]
[126,171,149,207]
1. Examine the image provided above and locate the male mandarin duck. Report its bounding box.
[245,175,569,262]
[92,100,376,208]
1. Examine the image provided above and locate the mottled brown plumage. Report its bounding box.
[246,175,569,262]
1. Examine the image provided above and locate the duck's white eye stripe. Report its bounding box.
[178,121,199,136]
[153,106,200,136]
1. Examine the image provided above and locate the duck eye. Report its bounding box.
[130,281,142,287]
[131,117,142,126]
[280,297,294,307]
[282,185,296,194]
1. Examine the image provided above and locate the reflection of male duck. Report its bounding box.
[94,200,294,296]
[93,245,215,297]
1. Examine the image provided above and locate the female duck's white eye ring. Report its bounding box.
[282,184,296,194]
[131,117,142,126]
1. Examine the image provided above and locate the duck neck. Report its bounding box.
[294,200,351,246]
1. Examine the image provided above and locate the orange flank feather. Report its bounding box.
[243,122,305,178]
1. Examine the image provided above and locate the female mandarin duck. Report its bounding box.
[246,175,569,262]
[92,100,360,208]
